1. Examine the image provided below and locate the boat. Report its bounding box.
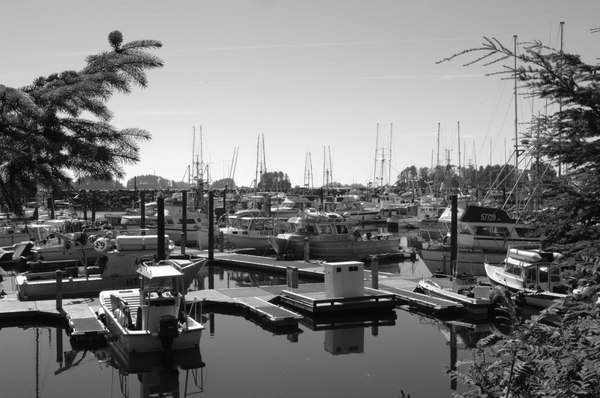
[415,273,491,315]
[268,211,400,262]
[484,246,570,308]
[97,259,204,353]
[218,213,291,253]
[15,234,201,301]
[324,197,381,222]
[269,196,311,219]
[1,222,101,269]
[416,203,540,276]
[144,191,210,246]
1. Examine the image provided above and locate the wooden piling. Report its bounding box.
[303,237,309,261]
[55,270,63,311]
[371,256,379,289]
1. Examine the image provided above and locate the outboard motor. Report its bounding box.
[159,315,180,349]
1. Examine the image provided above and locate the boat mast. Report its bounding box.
[513,35,519,217]
[388,123,393,187]
[373,123,379,188]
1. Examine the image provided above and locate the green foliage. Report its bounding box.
[443,33,600,397]
[259,171,291,191]
[0,31,163,216]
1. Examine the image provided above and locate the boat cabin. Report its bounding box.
[136,264,185,332]
[500,248,568,293]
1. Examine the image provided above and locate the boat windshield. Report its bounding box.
[146,276,179,293]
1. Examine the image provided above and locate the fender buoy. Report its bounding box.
[488,286,517,337]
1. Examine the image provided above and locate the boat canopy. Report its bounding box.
[439,204,516,224]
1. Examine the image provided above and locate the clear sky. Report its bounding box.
[2,0,599,188]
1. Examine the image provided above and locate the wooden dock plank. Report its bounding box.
[234,296,302,321]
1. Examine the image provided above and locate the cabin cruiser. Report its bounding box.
[484,246,570,308]
[416,203,540,276]
[218,214,290,252]
[268,211,399,262]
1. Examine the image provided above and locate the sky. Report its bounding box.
[2,0,599,188]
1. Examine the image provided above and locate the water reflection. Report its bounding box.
[95,345,205,398]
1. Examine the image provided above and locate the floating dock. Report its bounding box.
[0,251,468,345]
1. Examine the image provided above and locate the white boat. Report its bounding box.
[324,198,381,222]
[268,211,399,262]
[218,214,290,252]
[265,196,310,219]
[415,274,491,315]
[15,234,188,301]
[144,191,210,246]
[416,203,540,276]
[98,260,204,353]
[484,246,570,308]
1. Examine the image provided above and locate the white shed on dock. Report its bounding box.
[323,261,364,298]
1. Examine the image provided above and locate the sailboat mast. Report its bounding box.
[191,126,195,185]
[373,123,379,187]
[513,35,519,216]
[388,123,393,187]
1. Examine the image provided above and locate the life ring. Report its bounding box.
[94,238,110,253]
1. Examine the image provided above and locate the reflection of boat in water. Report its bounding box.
[484,246,571,308]
[98,259,205,354]
[268,212,399,262]
[416,203,540,276]
[95,345,205,397]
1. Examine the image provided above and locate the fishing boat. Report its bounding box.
[218,214,291,253]
[416,203,540,276]
[268,211,400,262]
[15,234,199,301]
[97,259,204,353]
[415,274,491,315]
[484,246,570,309]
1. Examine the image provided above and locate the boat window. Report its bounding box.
[538,266,549,283]
[505,263,521,276]
[458,224,472,234]
[492,227,510,237]
[475,226,491,236]
[305,225,317,234]
[336,225,349,234]
[253,220,265,231]
[525,267,538,284]
[318,224,333,234]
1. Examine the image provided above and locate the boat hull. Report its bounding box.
[417,247,507,276]
[416,278,490,315]
[269,235,400,262]
[16,274,141,301]
[104,313,203,353]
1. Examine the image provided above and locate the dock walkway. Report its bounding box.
[0,251,465,345]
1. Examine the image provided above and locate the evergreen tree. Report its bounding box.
[0,31,162,216]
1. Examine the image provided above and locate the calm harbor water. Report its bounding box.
[0,229,490,397]
[0,261,488,398]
